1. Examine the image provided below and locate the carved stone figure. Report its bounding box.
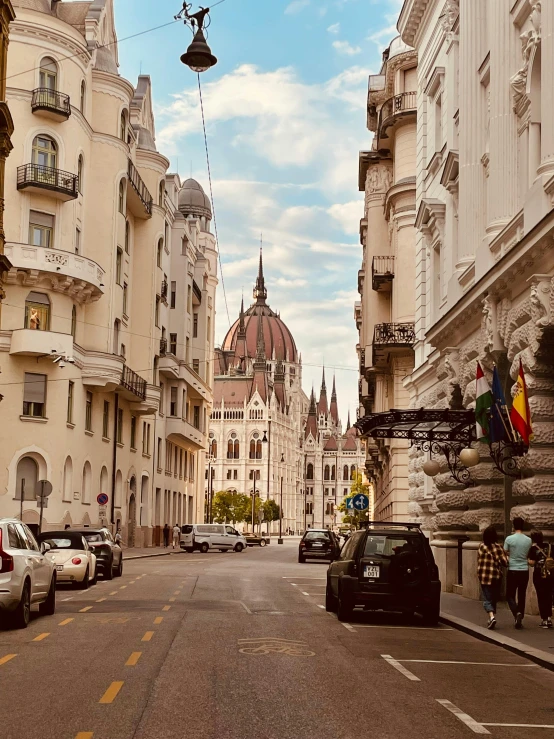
[366,166,392,195]
[29,308,40,330]
[440,0,459,33]
[482,296,494,353]
[510,29,539,112]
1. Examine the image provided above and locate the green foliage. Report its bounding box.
[211,491,250,524]
[262,498,281,523]
[338,472,371,527]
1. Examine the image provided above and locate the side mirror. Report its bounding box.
[41,541,51,553]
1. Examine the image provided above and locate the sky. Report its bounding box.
[113,0,404,424]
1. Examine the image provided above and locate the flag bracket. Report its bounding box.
[488,439,528,478]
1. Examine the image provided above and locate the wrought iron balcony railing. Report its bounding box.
[372,256,395,291]
[159,338,167,356]
[372,322,415,366]
[378,91,417,139]
[121,364,147,400]
[127,159,153,217]
[17,164,78,200]
[31,88,71,119]
[160,280,168,303]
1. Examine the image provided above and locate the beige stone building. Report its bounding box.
[0,0,217,545]
[356,35,418,521]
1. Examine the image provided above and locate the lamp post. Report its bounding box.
[176,4,218,72]
[250,489,260,532]
[262,424,270,536]
[206,455,214,523]
[278,453,284,545]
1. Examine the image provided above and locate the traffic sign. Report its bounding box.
[97,493,109,506]
[345,498,354,510]
[351,493,369,511]
[36,480,53,499]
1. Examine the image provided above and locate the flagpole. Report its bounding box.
[494,400,514,442]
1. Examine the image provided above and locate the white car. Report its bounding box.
[0,518,56,629]
[180,524,248,553]
[38,531,97,588]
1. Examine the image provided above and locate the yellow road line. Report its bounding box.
[125,652,142,666]
[154,616,163,625]
[109,591,117,596]
[59,618,74,626]
[96,598,107,603]
[79,606,93,613]
[32,633,50,642]
[173,590,180,595]
[0,654,16,666]
[169,597,175,602]
[162,605,171,611]
[119,585,127,590]
[75,733,93,739]
[141,631,154,642]
[99,681,124,704]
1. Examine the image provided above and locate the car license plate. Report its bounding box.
[56,565,64,571]
[312,543,323,547]
[364,565,379,579]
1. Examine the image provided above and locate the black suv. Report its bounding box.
[299,529,341,563]
[325,522,441,625]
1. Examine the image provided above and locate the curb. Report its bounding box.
[124,550,188,561]
[440,612,554,672]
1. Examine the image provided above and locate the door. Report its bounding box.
[128,493,136,548]
[225,525,239,549]
[329,531,363,597]
[16,523,50,599]
[213,525,228,549]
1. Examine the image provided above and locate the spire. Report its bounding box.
[253,246,267,304]
[305,386,318,439]
[309,387,317,415]
[318,366,328,416]
[238,295,246,336]
[331,375,337,401]
[254,309,266,368]
[346,409,351,430]
[330,374,339,425]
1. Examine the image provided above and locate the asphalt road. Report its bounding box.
[1,540,554,739]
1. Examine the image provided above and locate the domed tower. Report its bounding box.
[178,178,212,232]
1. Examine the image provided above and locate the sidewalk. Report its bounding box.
[441,591,554,671]
[121,546,187,560]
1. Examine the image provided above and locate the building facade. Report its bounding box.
[0,0,217,544]
[0,0,15,324]
[356,35,418,521]
[208,256,364,532]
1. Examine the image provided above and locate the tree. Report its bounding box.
[262,499,281,524]
[338,472,371,527]
[211,491,250,524]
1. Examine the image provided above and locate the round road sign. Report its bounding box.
[351,493,369,511]
[36,480,53,499]
[97,493,109,506]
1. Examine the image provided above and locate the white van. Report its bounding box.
[180,524,247,553]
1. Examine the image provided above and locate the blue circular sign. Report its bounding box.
[351,493,369,511]
[97,493,109,506]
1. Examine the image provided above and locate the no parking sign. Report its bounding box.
[97,493,109,506]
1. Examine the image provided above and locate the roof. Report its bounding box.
[323,436,338,451]
[342,436,357,451]
[222,303,298,364]
[178,178,212,219]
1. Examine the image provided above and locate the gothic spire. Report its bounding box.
[238,295,245,335]
[346,410,351,430]
[330,374,339,425]
[254,309,266,365]
[318,366,328,416]
[309,387,317,415]
[253,247,267,304]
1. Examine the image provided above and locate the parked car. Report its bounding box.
[325,522,441,625]
[180,524,247,553]
[71,528,123,580]
[298,529,341,563]
[37,531,97,589]
[0,518,56,629]
[244,532,270,547]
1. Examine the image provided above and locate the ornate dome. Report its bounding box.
[178,178,212,220]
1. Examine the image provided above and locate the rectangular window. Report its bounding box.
[170,333,177,355]
[174,447,178,478]
[159,382,165,415]
[187,285,192,313]
[233,469,238,480]
[193,313,198,338]
[157,437,162,470]
[75,227,81,255]
[23,373,46,417]
[102,400,110,438]
[193,405,200,429]
[142,422,151,455]
[207,315,211,341]
[435,93,443,153]
[227,469,232,480]
[117,407,123,444]
[170,281,176,309]
[29,211,53,248]
[130,415,137,449]
[116,248,123,285]
[123,282,128,316]
[85,391,93,431]
[166,441,172,473]
[179,450,183,479]
[25,293,50,331]
[185,337,190,363]
[193,359,200,374]
[67,380,74,424]
[170,386,177,417]
[155,296,160,327]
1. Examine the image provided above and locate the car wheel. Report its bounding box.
[185,547,194,554]
[200,542,209,554]
[420,600,440,627]
[337,586,353,622]
[234,543,244,553]
[104,557,114,580]
[115,558,123,578]
[90,567,98,586]
[325,582,337,613]
[260,539,266,547]
[39,576,56,616]
[298,555,305,564]
[79,567,90,590]
[12,580,31,629]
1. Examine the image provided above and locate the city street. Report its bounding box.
[1,541,554,739]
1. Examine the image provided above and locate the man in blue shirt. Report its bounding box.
[504,517,532,629]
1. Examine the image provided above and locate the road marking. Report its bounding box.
[240,602,252,614]
[173,590,180,595]
[109,591,117,596]
[96,598,107,603]
[32,633,50,642]
[125,652,142,666]
[154,616,163,624]
[341,623,355,632]
[141,631,154,642]
[301,591,310,596]
[79,606,93,613]
[59,618,74,626]
[75,733,93,739]
[169,597,175,602]
[99,681,124,704]
[436,700,490,734]
[482,724,554,729]
[317,605,325,609]
[0,654,16,666]
[162,605,171,611]
[62,597,73,601]
[289,583,298,587]
[351,624,452,631]
[402,660,537,667]
[381,655,420,682]
[283,577,325,580]
[119,585,127,590]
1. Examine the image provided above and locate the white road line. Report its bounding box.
[351,624,452,631]
[301,592,310,596]
[402,660,537,667]
[381,655,420,682]
[482,724,554,729]
[283,577,326,580]
[341,623,355,632]
[290,583,298,587]
[317,605,325,609]
[62,597,73,601]
[436,700,490,734]
[240,602,252,614]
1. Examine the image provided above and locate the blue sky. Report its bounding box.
[114,0,403,423]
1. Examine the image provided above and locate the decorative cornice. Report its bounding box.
[398,0,432,47]
[10,20,90,68]
[92,69,135,104]
[135,148,170,174]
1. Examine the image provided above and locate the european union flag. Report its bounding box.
[490,366,511,443]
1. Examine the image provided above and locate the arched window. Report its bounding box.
[249,439,256,459]
[120,109,128,141]
[77,154,84,194]
[256,440,262,459]
[39,56,57,90]
[115,469,123,508]
[16,456,39,501]
[71,305,77,339]
[324,465,330,481]
[306,463,314,480]
[82,461,92,504]
[157,238,163,267]
[350,465,356,480]
[80,80,86,114]
[159,181,165,206]
[25,291,50,331]
[233,440,239,459]
[118,179,125,214]
[227,439,234,459]
[209,439,217,458]
[331,465,336,481]
[62,456,73,502]
[32,134,56,169]
[343,465,349,481]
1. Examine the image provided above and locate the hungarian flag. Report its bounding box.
[510,360,533,445]
[475,362,493,443]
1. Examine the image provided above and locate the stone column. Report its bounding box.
[539,1,554,176]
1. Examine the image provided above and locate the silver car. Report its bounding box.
[0,519,56,629]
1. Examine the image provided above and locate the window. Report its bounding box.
[71,305,77,339]
[121,343,126,360]
[170,387,178,416]
[435,93,443,153]
[159,382,165,414]
[207,315,211,341]
[233,469,238,480]
[116,247,123,285]
[350,465,356,480]
[32,134,56,168]
[67,381,74,424]
[102,401,110,438]
[343,488,348,495]
[117,408,123,444]
[306,463,314,480]
[227,469,232,480]
[77,155,84,194]
[113,319,120,355]
[124,224,131,260]
[159,181,164,206]
[331,465,336,481]
[187,285,192,313]
[123,282,128,316]
[25,291,49,331]
[120,110,127,141]
[157,239,163,267]
[324,465,330,481]
[157,437,162,470]
[118,179,125,214]
[80,80,86,114]
[142,422,151,455]
[209,439,217,458]
[170,281,176,309]
[193,405,200,430]
[39,57,57,90]
[85,391,93,431]
[130,415,137,449]
[192,359,200,374]
[23,373,46,417]
[155,296,160,327]
[170,333,177,355]
[29,210,53,247]
[249,440,256,459]
[193,313,198,337]
[343,465,348,481]
[73,226,81,255]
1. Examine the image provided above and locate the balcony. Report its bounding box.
[354,301,362,330]
[372,256,395,292]
[192,279,202,306]
[372,322,415,367]
[31,88,71,121]
[4,242,105,303]
[166,417,207,450]
[9,328,73,357]
[159,337,167,356]
[378,91,417,141]
[160,280,168,304]
[121,364,147,400]
[357,269,365,296]
[17,164,78,201]
[126,160,152,219]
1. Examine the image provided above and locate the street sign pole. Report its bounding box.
[36,480,53,534]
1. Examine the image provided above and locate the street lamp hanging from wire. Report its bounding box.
[175,3,218,72]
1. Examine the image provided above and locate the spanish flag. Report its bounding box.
[510,360,533,445]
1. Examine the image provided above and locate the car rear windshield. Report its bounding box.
[181,525,193,534]
[82,533,105,543]
[41,536,84,550]
[363,535,420,558]
[305,531,331,541]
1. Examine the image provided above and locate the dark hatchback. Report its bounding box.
[325,522,441,625]
[71,528,123,580]
[298,529,341,563]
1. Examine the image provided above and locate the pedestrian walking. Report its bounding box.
[477,525,508,630]
[504,516,532,629]
[172,523,180,549]
[115,528,123,547]
[163,523,170,548]
[528,530,554,629]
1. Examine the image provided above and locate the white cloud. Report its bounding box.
[327,22,340,33]
[332,40,362,55]
[368,24,398,51]
[327,200,364,235]
[284,0,310,14]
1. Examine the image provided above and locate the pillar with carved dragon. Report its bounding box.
[0,0,14,326]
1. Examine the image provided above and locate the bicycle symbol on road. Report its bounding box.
[238,638,315,657]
